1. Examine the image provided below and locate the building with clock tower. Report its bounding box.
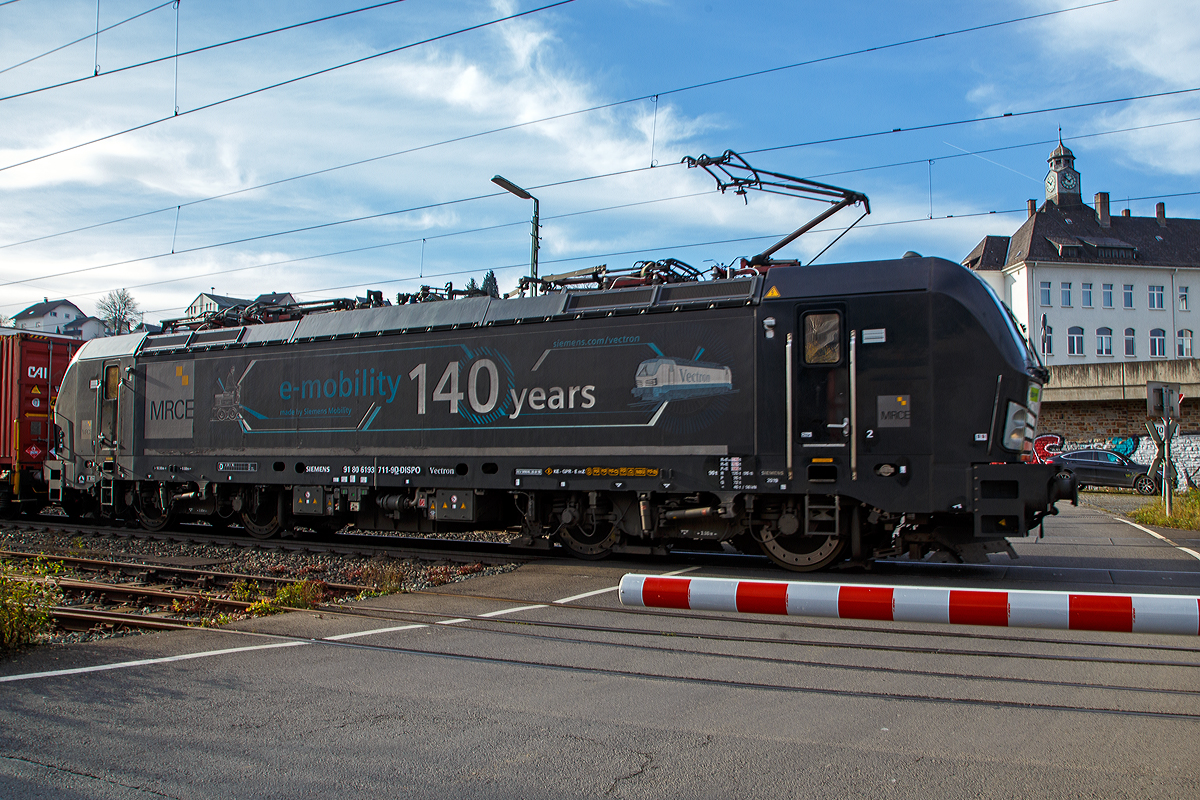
[1044,140,1082,206]
[962,144,1200,445]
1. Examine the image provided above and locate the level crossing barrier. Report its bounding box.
[618,574,1200,636]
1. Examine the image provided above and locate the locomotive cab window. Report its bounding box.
[803,312,841,364]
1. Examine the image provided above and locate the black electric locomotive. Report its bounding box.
[39,153,1072,570]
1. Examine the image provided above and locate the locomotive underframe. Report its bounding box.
[46,452,1058,568]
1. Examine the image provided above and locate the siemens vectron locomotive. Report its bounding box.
[37,153,1072,571]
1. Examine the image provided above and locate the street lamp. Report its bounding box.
[492,175,539,295]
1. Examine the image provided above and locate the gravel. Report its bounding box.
[1,523,521,648]
[1076,488,1160,517]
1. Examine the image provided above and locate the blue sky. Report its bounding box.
[2,0,1198,324]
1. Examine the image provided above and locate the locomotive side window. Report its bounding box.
[803,312,841,364]
[104,365,120,399]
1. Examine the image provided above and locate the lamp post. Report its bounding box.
[492,175,539,295]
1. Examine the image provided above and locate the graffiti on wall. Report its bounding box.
[1033,428,1200,489]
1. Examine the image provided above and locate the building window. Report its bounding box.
[1082,283,1093,307]
[1125,328,1136,356]
[1181,287,1190,311]
[1097,327,1112,356]
[1040,281,1052,306]
[1068,326,1084,356]
[1061,282,1072,306]
[1179,329,1193,358]
[1151,328,1166,357]
[1041,325,1053,356]
[1103,284,1113,308]
[1149,285,1165,309]
[1124,284,1134,308]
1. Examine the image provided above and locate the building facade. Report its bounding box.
[964,144,1200,367]
[11,299,87,336]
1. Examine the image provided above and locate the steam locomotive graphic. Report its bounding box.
[632,357,733,402]
[211,367,242,422]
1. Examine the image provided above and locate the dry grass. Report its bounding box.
[1131,490,1200,530]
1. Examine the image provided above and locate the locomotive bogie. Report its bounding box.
[43,257,1065,569]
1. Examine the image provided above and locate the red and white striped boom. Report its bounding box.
[618,574,1200,636]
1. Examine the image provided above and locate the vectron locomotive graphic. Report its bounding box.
[29,152,1072,570]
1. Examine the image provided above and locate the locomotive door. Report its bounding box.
[97,362,121,454]
[793,308,850,474]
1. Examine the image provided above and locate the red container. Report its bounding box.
[1,330,83,473]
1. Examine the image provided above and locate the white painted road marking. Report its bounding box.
[1115,516,1200,561]
[553,565,699,605]
[0,566,701,684]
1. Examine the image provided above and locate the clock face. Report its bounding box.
[1046,174,1055,191]
[1061,171,1077,190]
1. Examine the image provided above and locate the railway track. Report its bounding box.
[2,514,541,565]
[8,553,370,635]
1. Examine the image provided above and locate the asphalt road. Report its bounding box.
[3,502,1200,799]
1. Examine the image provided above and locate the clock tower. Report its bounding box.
[1045,140,1081,206]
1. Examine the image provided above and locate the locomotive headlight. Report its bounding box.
[1002,402,1030,452]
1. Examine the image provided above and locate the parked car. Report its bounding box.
[1046,449,1157,495]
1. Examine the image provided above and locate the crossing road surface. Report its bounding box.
[3,503,1200,799]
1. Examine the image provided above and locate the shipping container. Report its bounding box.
[0,328,83,512]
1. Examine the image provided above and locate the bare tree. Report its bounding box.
[96,289,141,335]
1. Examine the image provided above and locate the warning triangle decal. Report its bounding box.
[765,286,781,298]
[30,386,41,394]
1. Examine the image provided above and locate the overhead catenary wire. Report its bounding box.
[9,190,719,310]
[0,0,1122,225]
[140,186,1200,317]
[131,207,1042,317]
[4,83,1196,293]
[0,0,174,77]
[7,108,1200,255]
[0,0,416,97]
[0,0,576,176]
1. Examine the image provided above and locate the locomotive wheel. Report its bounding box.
[241,493,282,539]
[136,497,175,533]
[757,528,846,571]
[559,520,620,559]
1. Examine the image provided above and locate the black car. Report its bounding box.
[1047,449,1157,495]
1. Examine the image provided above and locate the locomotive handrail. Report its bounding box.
[850,330,858,481]
[785,332,795,482]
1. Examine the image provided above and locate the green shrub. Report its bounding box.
[247,598,278,617]
[0,562,61,651]
[273,580,328,609]
[228,579,261,602]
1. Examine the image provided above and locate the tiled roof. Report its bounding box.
[195,293,251,308]
[961,235,1011,270]
[253,292,296,305]
[1004,199,1200,268]
[13,299,84,320]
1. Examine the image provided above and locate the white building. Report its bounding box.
[964,144,1200,366]
[185,291,297,319]
[11,299,87,336]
